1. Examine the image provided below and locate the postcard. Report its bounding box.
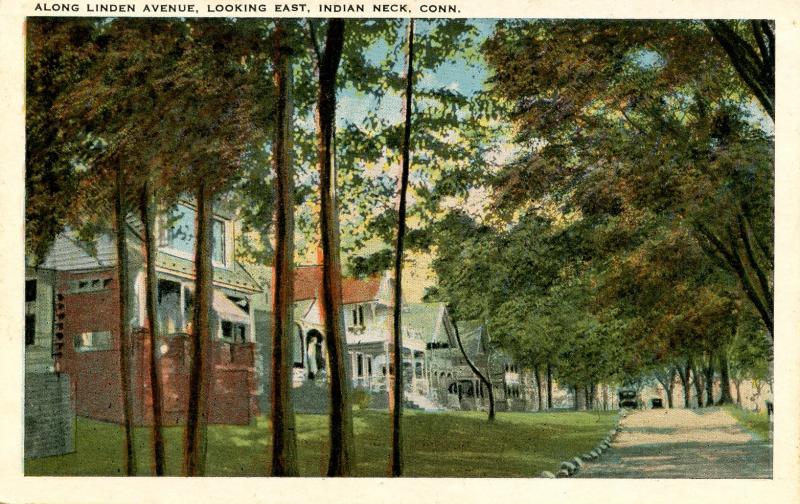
[1,0,798,503]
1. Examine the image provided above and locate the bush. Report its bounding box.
[352,389,372,411]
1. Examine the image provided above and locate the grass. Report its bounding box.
[25,409,617,477]
[723,404,771,441]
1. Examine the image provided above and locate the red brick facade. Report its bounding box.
[55,269,257,426]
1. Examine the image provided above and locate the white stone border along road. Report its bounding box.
[539,408,628,479]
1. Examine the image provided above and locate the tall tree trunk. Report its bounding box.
[678,360,692,408]
[573,386,579,410]
[734,379,742,405]
[139,181,165,476]
[316,19,354,477]
[389,19,416,477]
[533,365,542,411]
[270,21,299,477]
[704,354,715,407]
[655,367,677,409]
[717,350,733,405]
[546,363,553,409]
[693,364,705,408]
[183,181,214,476]
[114,163,136,476]
[453,320,494,422]
[666,368,676,408]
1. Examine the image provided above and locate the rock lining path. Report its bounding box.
[577,407,771,478]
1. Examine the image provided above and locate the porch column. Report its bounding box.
[410,348,415,390]
[178,281,185,332]
[384,341,390,387]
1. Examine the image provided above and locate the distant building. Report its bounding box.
[287,266,433,410]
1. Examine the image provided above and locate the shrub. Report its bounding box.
[352,389,372,411]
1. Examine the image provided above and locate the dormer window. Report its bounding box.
[351,304,365,327]
[161,203,227,266]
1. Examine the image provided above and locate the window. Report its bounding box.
[356,353,364,377]
[183,286,194,326]
[25,280,36,303]
[293,325,304,368]
[163,204,226,265]
[25,314,35,346]
[227,295,249,314]
[367,356,372,377]
[350,305,365,327]
[221,321,247,343]
[69,276,111,293]
[74,331,112,352]
[212,220,225,264]
[157,280,182,333]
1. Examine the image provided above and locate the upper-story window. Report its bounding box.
[350,304,366,327]
[161,204,226,266]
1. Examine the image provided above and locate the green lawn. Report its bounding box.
[723,405,771,441]
[26,409,617,477]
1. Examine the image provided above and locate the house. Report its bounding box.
[451,321,537,412]
[248,265,462,412]
[287,266,433,410]
[32,201,262,426]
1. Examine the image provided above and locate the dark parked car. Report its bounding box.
[618,389,638,408]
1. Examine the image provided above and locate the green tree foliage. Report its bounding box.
[25,19,97,263]
[483,20,773,359]
[428,20,772,396]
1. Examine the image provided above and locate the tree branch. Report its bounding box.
[704,20,774,120]
[737,212,773,314]
[750,21,770,71]
[725,225,774,336]
[694,222,773,336]
[306,19,322,67]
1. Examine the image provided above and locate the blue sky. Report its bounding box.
[336,19,497,127]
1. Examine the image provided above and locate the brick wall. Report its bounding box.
[55,268,257,426]
[24,372,75,459]
[61,329,256,426]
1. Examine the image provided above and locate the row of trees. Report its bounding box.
[426,20,773,409]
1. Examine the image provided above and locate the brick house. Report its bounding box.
[35,202,262,426]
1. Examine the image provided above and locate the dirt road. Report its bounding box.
[577,407,771,478]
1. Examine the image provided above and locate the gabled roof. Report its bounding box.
[40,233,115,271]
[455,321,486,359]
[342,276,382,304]
[39,229,261,293]
[292,265,384,305]
[402,302,455,345]
[293,265,321,301]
